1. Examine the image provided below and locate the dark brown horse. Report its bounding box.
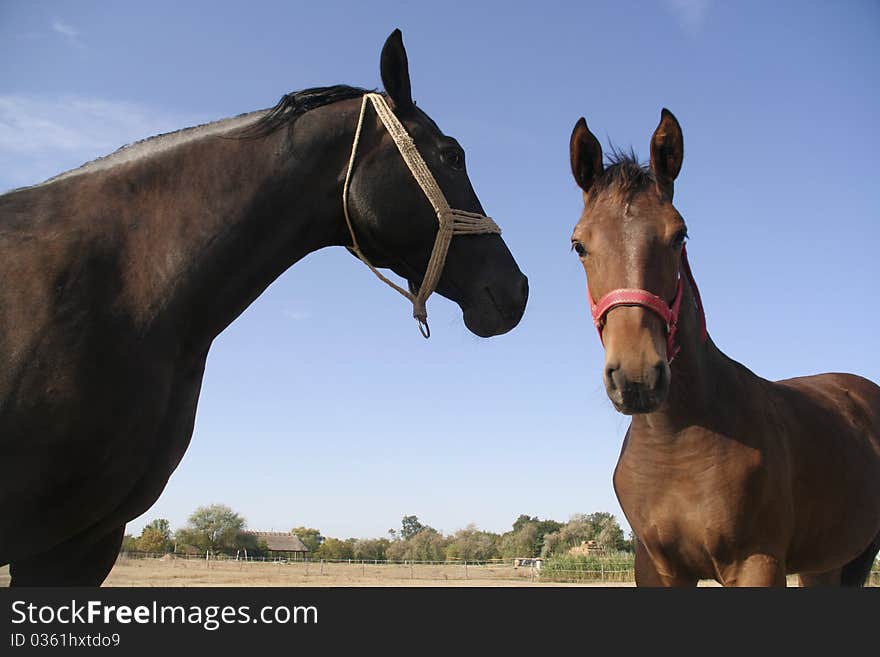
[0,30,528,586]
[569,110,880,586]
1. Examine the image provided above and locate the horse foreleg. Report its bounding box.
[634,538,697,587]
[722,553,787,587]
[10,525,124,586]
[798,568,842,587]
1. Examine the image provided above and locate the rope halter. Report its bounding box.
[341,93,501,338]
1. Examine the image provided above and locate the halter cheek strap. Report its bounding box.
[588,244,707,362]
[342,93,501,338]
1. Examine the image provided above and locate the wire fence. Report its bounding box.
[115,552,879,585]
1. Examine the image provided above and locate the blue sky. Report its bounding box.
[2,1,878,540]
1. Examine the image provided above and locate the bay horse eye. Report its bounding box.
[572,241,587,257]
[671,229,688,248]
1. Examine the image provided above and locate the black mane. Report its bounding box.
[234,84,372,139]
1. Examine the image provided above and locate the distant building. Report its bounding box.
[244,532,310,559]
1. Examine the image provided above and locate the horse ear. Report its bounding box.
[650,108,683,200]
[380,28,413,110]
[570,117,604,194]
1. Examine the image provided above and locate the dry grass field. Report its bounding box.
[3,557,872,587]
[0,557,632,587]
[0,557,692,587]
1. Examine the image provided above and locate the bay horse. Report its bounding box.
[0,30,528,586]
[568,110,880,586]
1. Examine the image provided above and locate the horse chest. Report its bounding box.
[614,429,782,576]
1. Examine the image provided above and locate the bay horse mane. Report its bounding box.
[583,146,656,203]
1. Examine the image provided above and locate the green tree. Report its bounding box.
[534,519,563,554]
[120,534,137,552]
[291,527,324,553]
[353,538,390,561]
[512,514,536,532]
[445,525,500,561]
[592,512,625,550]
[541,512,628,556]
[406,528,448,561]
[500,515,561,558]
[499,523,539,558]
[176,504,246,554]
[400,515,424,541]
[136,518,172,553]
[384,527,446,561]
[315,537,355,560]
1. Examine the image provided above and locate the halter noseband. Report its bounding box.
[342,93,501,338]
[588,244,707,362]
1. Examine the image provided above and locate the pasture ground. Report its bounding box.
[3,557,836,587]
[108,558,625,587]
[1,558,635,587]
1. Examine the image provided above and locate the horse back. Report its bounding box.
[775,372,880,451]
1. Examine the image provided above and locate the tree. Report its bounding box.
[593,513,626,551]
[445,525,500,561]
[540,512,628,556]
[398,528,447,561]
[534,519,563,554]
[176,504,246,554]
[512,514,536,533]
[291,527,324,553]
[136,518,172,553]
[315,537,354,560]
[500,515,562,558]
[120,534,137,552]
[499,523,539,558]
[353,538,390,561]
[400,515,424,541]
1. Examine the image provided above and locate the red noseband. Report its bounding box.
[588,245,707,362]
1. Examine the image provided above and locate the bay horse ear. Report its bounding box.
[380,28,413,110]
[650,108,683,200]
[570,117,604,194]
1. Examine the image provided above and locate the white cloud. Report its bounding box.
[665,0,711,35]
[0,95,200,192]
[50,19,79,39]
[50,18,84,48]
[282,310,312,321]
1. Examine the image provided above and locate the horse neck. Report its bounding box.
[631,274,764,437]
[132,106,355,347]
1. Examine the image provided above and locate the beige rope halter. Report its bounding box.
[342,93,501,338]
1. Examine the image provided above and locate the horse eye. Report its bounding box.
[443,148,464,170]
[671,229,688,248]
[572,242,587,257]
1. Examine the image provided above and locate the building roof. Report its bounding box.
[245,531,309,552]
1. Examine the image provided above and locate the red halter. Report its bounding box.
[588,244,707,362]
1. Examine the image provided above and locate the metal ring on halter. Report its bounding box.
[417,317,431,339]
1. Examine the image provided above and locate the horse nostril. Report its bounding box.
[650,361,669,390]
[606,362,620,391]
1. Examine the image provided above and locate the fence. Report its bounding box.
[117,551,541,583]
[114,552,880,586]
